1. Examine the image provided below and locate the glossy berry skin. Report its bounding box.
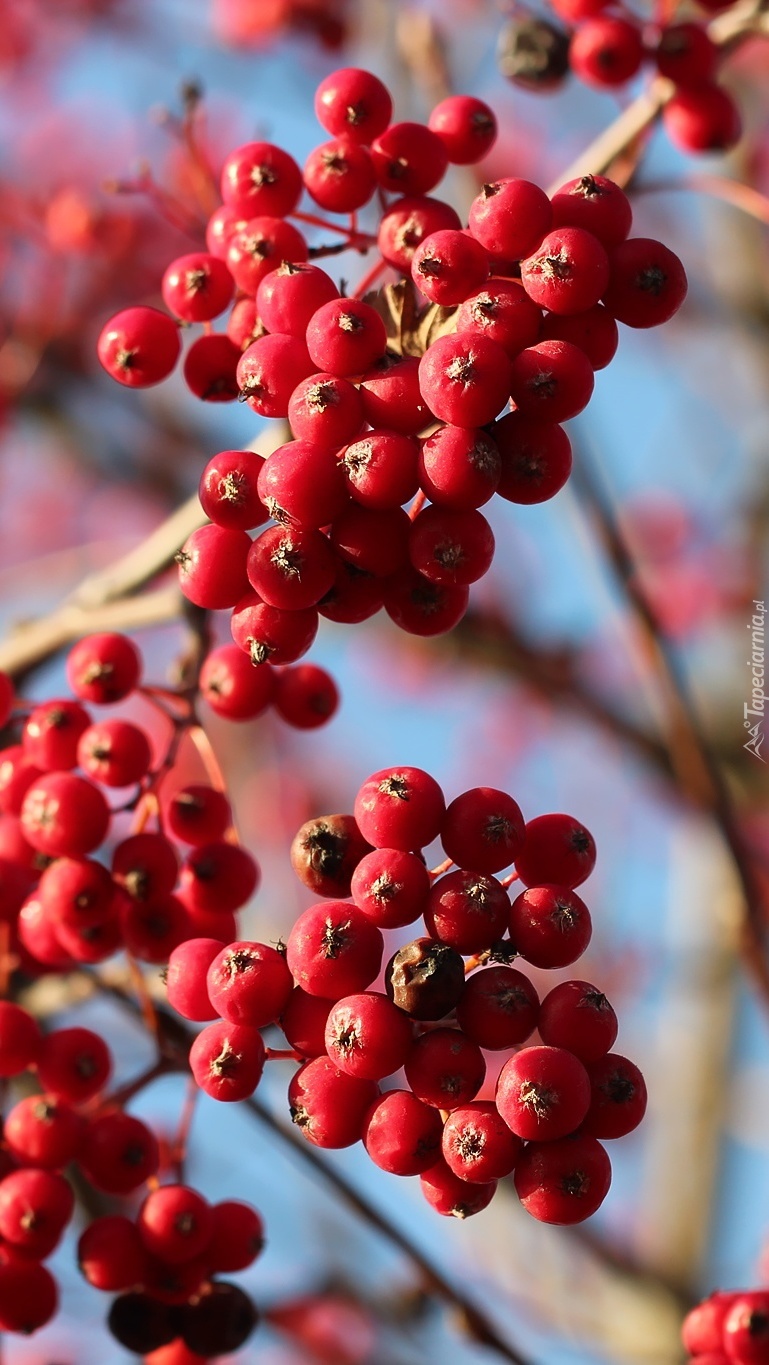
[199,644,275,721]
[377,194,461,271]
[354,765,445,852]
[602,238,688,329]
[457,966,540,1050]
[167,785,231,847]
[207,941,293,1027]
[98,306,180,387]
[314,68,393,145]
[179,841,259,915]
[341,430,419,510]
[237,335,314,418]
[386,937,465,1020]
[419,333,512,428]
[521,227,609,316]
[231,592,319,667]
[0,1001,42,1075]
[325,992,413,1080]
[5,1094,83,1168]
[721,1293,769,1364]
[183,334,241,402]
[304,137,376,213]
[37,1027,111,1103]
[0,1168,74,1257]
[80,1111,160,1194]
[496,1045,591,1141]
[306,299,387,377]
[441,787,525,874]
[0,1259,58,1334]
[420,1159,497,1219]
[442,1102,523,1183]
[494,414,573,505]
[288,373,365,451]
[247,527,337,611]
[77,719,152,787]
[257,442,348,528]
[275,664,339,729]
[189,1021,266,1102]
[23,698,91,770]
[138,1185,213,1265]
[199,450,268,532]
[370,122,448,195]
[550,174,632,250]
[281,988,332,1059]
[409,506,495,587]
[220,140,303,218]
[320,564,384,625]
[177,525,250,610]
[166,937,223,1021]
[78,1216,148,1291]
[509,340,595,423]
[663,84,742,154]
[286,901,383,999]
[682,1292,738,1356]
[538,981,618,1062]
[290,813,371,899]
[162,252,234,322]
[428,95,497,165]
[21,771,110,858]
[514,1133,612,1224]
[569,17,645,88]
[418,426,501,510]
[385,568,467,634]
[207,1201,265,1273]
[112,832,179,902]
[516,812,596,888]
[66,632,141,704]
[655,23,717,84]
[411,230,489,307]
[331,504,410,579]
[469,178,552,261]
[540,304,618,371]
[257,263,338,337]
[351,847,431,929]
[582,1053,647,1138]
[456,278,542,357]
[509,884,592,968]
[363,1089,443,1175]
[227,217,308,296]
[425,870,510,954]
[405,1028,486,1110]
[288,1056,379,1147]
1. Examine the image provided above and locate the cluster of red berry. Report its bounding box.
[502,2,741,154]
[96,67,686,674]
[683,1288,769,1363]
[0,634,262,973]
[0,1002,261,1355]
[168,768,645,1226]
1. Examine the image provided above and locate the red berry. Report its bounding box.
[663,83,742,154]
[189,1021,266,1102]
[496,1045,591,1141]
[0,1258,58,1334]
[581,1053,647,1138]
[428,95,497,165]
[405,1027,486,1109]
[325,991,413,1080]
[383,567,469,637]
[257,263,338,337]
[77,718,152,787]
[441,786,525,873]
[494,414,573,504]
[20,771,110,858]
[288,372,364,451]
[425,870,510,955]
[227,216,307,295]
[207,1201,265,1273]
[199,643,275,720]
[257,441,348,528]
[98,306,180,387]
[378,194,461,271]
[306,299,387,377]
[220,140,303,218]
[468,178,552,261]
[408,505,495,587]
[420,1159,496,1218]
[418,426,500,511]
[23,698,91,770]
[370,122,448,195]
[521,227,609,315]
[602,237,688,328]
[456,278,542,357]
[179,841,259,915]
[78,1215,148,1290]
[5,1094,84,1168]
[509,884,592,968]
[207,941,293,1027]
[206,202,245,258]
[120,894,190,963]
[0,672,14,728]
[183,334,241,402]
[419,333,511,428]
[247,526,337,612]
[0,1167,73,1257]
[162,252,234,322]
[354,765,445,852]
[231,592,319,667]
[341,429,419,510]
[198,449,268,532]
[683,1292,739,1355]
[166,937,223,1021]
[457,965,540,1049]
[112,832,179,902]
[569,16,644,88]
[0,746,43,817]
[351,847,430,929]
[514,1132,612,1223]
[509,339,595,423]
[0,1001,42,1076]
[80,1110,160,1193]
[540,303,618,370]
[411,229,489,307]
[66,632,141,703]
[37,1027,111,1103]
[177,525,250,611]
[237,334,314,418]
[286,901,384,999]
[288,1055,379,1147]
[442,1101,523,1182]
[167,785,231,847]
[538,980,618,1061]
[723,1292,769,1364]
[315,68,393,145]
[304,137,376,213]
[515,811,596,887]
[138,1184,212,1265]
[280,987,332,1058]
[319,563,384,624]
[274,663,339,728]
[363,1089,443,1174]
[550,174,632,249]
[655,22,717,84]
[358,355,431,432]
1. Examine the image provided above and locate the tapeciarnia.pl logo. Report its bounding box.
[745,599,767,762]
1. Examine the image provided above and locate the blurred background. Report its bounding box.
[1,0,769,1361]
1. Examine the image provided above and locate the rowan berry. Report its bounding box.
[550,174,632,249]
[602,237,688,328]
[198,449,268,532]
[420,1159,497,1218]
[274,663,339,728]
[37,1027,111,1103]
[377,194,461,271]
[286,901,383,999]
[0,1001,42,1075]
[199,643,276,720]
[354,765,445,851]
[456,278,542,357]
[363,1089,443,1175]
[315,68,393,145]
[442,1102,523,1182]
[425,870,510,954]
[582,1053,647,1138]
[385,936,465,1020]
[177,525,250,611]
[207,940,293,1027]
[428,95,497,165]
[509,339,595,423]
[79,1110,160,1193]
[468,178,552,261]
[189,1021,266,1101]
[351,847,430,929]
[21,771,110,858]
[220,140,303,219]
[98,306,180,387]
[183,334,241,402]
[288,1056,379,1147]
[405,1027,486,1109]
[325,991,413,1080]
[162,252,234,322]
[207,1200,265,1273]
[66,632,141,704]
[457,965,540,1049]
[494,414,573,504]
[370,122,448,195]
[78,1215,148,1291]
[419,333,512,428]
[290,813,371,898]
[509,884,592,967]
[496,1045,590,1141]
[514,1132,612,1223]
[166,937,222,1021]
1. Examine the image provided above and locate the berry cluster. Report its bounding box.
[0,634,262,974]
[96,68,686,674]
[500,4,741,154]
[0,997,261,1353]
[683,1288,769,1363]
[169,767,646,1225]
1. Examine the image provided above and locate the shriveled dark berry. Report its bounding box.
[179,1282,258,1356]
[385,936,465,1021]
[290,814,372,898]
